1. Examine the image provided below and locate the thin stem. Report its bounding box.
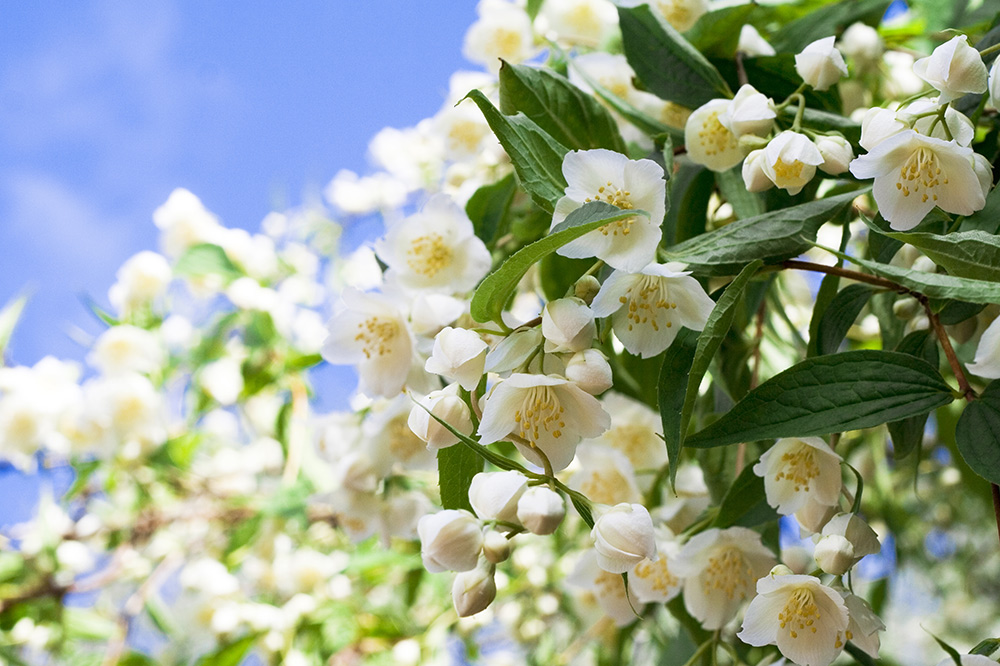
[980,42,1000,58]
[782,259,910,293]
[923,303,974,401]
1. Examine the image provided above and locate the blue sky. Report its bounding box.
[0,1,478,365]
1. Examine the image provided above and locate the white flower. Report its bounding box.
[814,513,880,574]
[424,327,488,391]
[591,503,657,574]
[463,0,536,73]
[591,263,715,359]
[322,288,413,398]
[815,135,854,175]
[936,656,998,666]
[849,129,988,230]
[468,471,528,523]
[418,510,484,573]
[618,0,708,32]
[477,373,610,471]
[795,36,848,91]
[516,486,566,534]
[482,529,512,563]
[913,35,989,104]
[537,0,619,47]
[152,188,223,258]
[742,149,773,192]
[838,23,882,70]
[87,325,164,376]
[452,558,497,616]
[551,149,666,272]
[567,550,644,626]
[630,528,683,604]
[753,437,842,515]
[738,572,850,666]
[721,84,775,139]
[685,98,743,172]
[407,385,474,450]
[375,194,491,293]
[569,443,642,505]
[324,169,408,215]
[738,24,776,57]
[968,316,1000,379]
[672,527,776,630]
[108,251,172,316]
[542,297,597,353]
[898,98,976,147]
[858,107,906,151]
[760,131,824,195]
[565,349,614,395]
[587,392,666,471]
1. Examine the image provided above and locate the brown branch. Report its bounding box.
[782,259,911,294]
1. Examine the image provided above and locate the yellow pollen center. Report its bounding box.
[896,147,945,203]
[487,28,524,60]
[448,120,486,153]
[774,445,820,492]
[354,316,398,359]
[579,468,633,505]
[567,5,600,33]
[388,414,425,462]
[407,233,452,278]
[619,275,677,333]
[513,386,567,443]
[698,111,736,156]
[772,157,805,183]
[634,558,679,594]
[584,181,637,237]
[608,424,653,467]
[702,547,753,600]
[777,587,822,639]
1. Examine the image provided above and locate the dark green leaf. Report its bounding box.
[471,202,646,325]
[618,4,731,108]
[881,230,1000,282]
[65,460,101,500]
[464,89,569,212]
[970,638,1000,657]
[174,244,242,282]
[928,629,964,666]
[438,443,483,513]
[658,327,700,490]
[663,162,713,246]
[715,167,765,220]
[770,0,891,53]
[713,458,778,528]
[663,189,862,275]
[834,250,1000,305]
[686,350,955,449]
[808,222,852,358]
[539,253,592,301]
[962,180,1000,233]
[956,380,1000,485]
[722,55,842,114]
[499,61,627,153]
[195,634,258,666]
[795,108,862,146]
[888,330,938,459]
[686,4,757,57]
[466,173,517,247]
[814,284,873,356]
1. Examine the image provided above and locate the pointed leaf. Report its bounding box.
[438,443,483,513]
[466,173,517,247]
[686,4,758,57]
[658,327,700,490]
[888,330,939,459]
[618,4,731,108]
[712,459,778,528]
[814,284,874,356]
[686,350,955,449]
[470,202,646,325]
[881,229,1000,282]
[174,243,242,282]
[956,380,1000,485]
[499,61,627,152]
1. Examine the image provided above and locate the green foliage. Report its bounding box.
[686,350,955,449]
[880,229,1000,282]
[888,330,940,459]
[194,634,258,666]
[769,0,891,52]
[174,243,242,282]
[835,250,1000,304]
[956,380,1000,484]
[438,443,484,513]
[712,458,778,528]
[466,173,517,248]
[813,283,874,356]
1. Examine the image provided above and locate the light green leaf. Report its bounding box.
[466,172,517,247]
[662,189,861,276]
[618,4,731,108]
[814,284,874,356]
[499,61,627,153]
[470,202,645,325]
[438,443,483,513]
[956,380,1000,485]
[685,350,955,449]
[195,635,258,666]
[882,229,1000,282]
[174,243,242,282]
[0,291,29,361]
[464,89,569,212]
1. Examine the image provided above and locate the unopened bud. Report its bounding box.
[452,559,497,617]
[565,349,613,395]
[573,275,602,305]
[469,471,527,524]
[813,534,855,575]
[418,510,483,573]
[516,487,566,535]
[482,529,511,564]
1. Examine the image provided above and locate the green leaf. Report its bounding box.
[686,4,757,57]
[63,608,118,641]
[770,0,891,53]
[685,350,955,449]
[814,284,873,356]
[658,327,700,490]
[499,61,626,153]
[174,243,242,282]
[0,552,24,584]
[663,189,862,276]
[195,634,258,666]
[715,167,765,220]
[668,261,763,480]
[225,513,263,558]
[832,249,1000,305]
[618,4,731,108]
[464,89,569,212]
[962,180,1000,233]
[470,202,646,325]
[888,330,939,459]
[466,173,517,247]
[0,291,29,361]
[956,380,1000,484]
[165,432,202,469]
[970,638,1000,657]
[928,629,964,666]
[723,55,842,114]
[712,458,778,528]
[663,162,713,246]
[438,443,483,513]
[881,229,1000,282]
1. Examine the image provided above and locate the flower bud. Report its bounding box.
[820,512,881,564]
[815,135,854,175]
[565,349,613,395]
[741,149,773,193]
[813,534,855,575]
[573,275,602,305]
[761,131,823,195]
[591,503,657,574]
[516,487,566,535]
[913,35,988,104]
[468,471,527,524]
[542,298,596,353]
[451,559,497,617]
[738,24,775,57]
[417,510,483,573]
[424,327,488,391]
[407,385,473,450]
[838,22,882,70]
[795,36,848,91]
[721,84,775,139]
[482,529,512,564]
